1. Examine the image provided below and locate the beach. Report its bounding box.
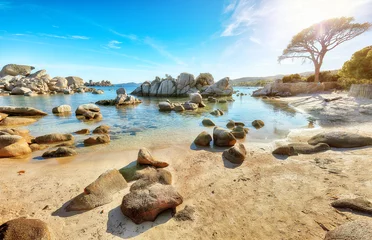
[1,92,372,239]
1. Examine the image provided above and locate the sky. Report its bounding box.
[0,0,371,83]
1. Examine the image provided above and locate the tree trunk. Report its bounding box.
[314,63,321,82]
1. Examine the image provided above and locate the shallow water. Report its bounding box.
[0,86,312,152]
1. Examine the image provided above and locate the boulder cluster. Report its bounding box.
[95,88,142,106]
[132,73,233,97]
[0,64,97,96]
[85,79,113,86]
[65,147,184,225]
[158,93,205,112]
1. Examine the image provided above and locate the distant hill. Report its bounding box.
[115,82,140,88]
[231,71,314,84]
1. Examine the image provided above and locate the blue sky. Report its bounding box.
[1,0,371,83]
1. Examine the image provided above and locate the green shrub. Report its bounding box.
[282,74,302,83]
[338,77,372,90]
[340,46,372,80]
[306,71,340,82]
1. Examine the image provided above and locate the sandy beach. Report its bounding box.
[1,92,372,240]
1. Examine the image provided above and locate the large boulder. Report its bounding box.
[28,69,47,79]
[66,76,84,87]
[0,106,47,116]
[137,148,169,168]
[158,102,173,111]
[52,105,71,114]
[189,93,202,104]
[0,218,52,240]
[213,127,237,147]
[35,133,74,144]
[194,131,212,146]
[325,219,372,240]
[42,147,77,158]
[10,87,32,95]
[75,104,102,120]
[0,117,37,126]
[0,64,35,76]
[252,120,265,129]
[157,79,177,97]
[230,126,247,139]
[308,132,372,148]
[195,73,214,90]
[116,87,126,95]
[202,77,233,96]
[149,78,161,96]
[202,118,215,127]
[66,169,128,211]
[52,77,68,89]
[177,73,196,96]
[115,95,142,105]
[141,81,151,96]
[0,128,33,143]
[84,135,110,146]
[223,143,247,164]
[121,183,183,224]
[0,135,32,157]
[93,125,110,134]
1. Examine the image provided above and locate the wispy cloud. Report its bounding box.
[71,35,90,40]
[143,37,186,66]
[109,29,137,41]
[249,36,261,45]
[39,33,90,40]
[223,0,237,13]
[106,40,122,49]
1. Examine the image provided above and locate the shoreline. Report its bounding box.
[1,92,372,239]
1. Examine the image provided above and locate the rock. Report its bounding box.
[252,120,265,129]
[115,95,141,105]
[235,122,245,127]
[0,218,51,240]
[29,143,47,152]
[84,135,110,146]
[198,101,206,108]
[0,117,37,126]
[0,64,35,76]
[63,89,73,95]
[75,104,102,120]
[231,126,246,139]
[202,118,215,127]
[95,99,115,106]
[158,102,173,111]
[174,205,195,221]
[194,131,212,146]
[149,79,161,96]
[189,93,202,104]
[92,89,104,94]
[52,105,71,114]
[308,132,372,148]
[226,120,235,128]
[11,87,32,95]
[51,76,68,90]
[272,146,296,156]
[0,106,47,116]
[213,127,237,147]
[0,113,8,121]
[157,79,177,97]
[66,76,84,87]
[203,77,233,96]
[92,125,110,134]
[66,169,128,211]
[222,143,247,164]
[252,82,327,97]
[0,135,32,157]
[0,129,33,144]
[219,99,227,103]
[324,219,372,240]
[210,109,224,116]
[116,87,126,95]
[195,73,214,90]
[173,104,185,112]
[24,91,38,97]
[183,102,198,110]
[208,97,217,102]
[35,133,74,144]
[331,197,372,214]
[42,147,77,158]
[289,143,330,154]
[74,129,90,134]
[134,167,172,185]
[176,73,196,96]
[121,183,183,224]
[137,147,169,168]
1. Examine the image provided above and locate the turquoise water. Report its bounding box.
[0,86,311,151]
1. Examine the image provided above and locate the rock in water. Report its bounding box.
[308,132,372,148]
[84,135,110,146]
[0,64,35,76]
[92,125,110,134]
[52,105,71,114]
[252,120,265,129]
[0,135,32,158]
[202,118,215,127]
[226,120,235,128]
[325,219,372,240]
[66,76,84,87]
[35,133,74,144]
[66,169,128,211]
[158,102,173,111]
[183,102,198,110]
[0,106,47,116]
[116,87,126,95]
[213,127,237,147]
[194,131,212,146]
[189,93,202,104]
[74,129,90,134]
[173,104,185,112]
[210,109,224,116]
[75,104,102,120]
[222,143,247,164]
[0,218,51,240]
[121,183,183,224]
[331,197,372,214]
[137,147,169,168]
[230,126,247,139]
[11,87,32,95]
[42,147,77,158]
[0,117,38,126]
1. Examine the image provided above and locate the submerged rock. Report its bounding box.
[325,220,372,240]
[84,135,110,146]
[92,125,110,134]
[213,127,237,147]
[121,183,183,224]
[194,131,212,146]
[202,118,215,127]
[137,147,169,168]
[66,169,128,211]
[0,218,52,240]
[222,143,247,164]
[183,102,198,110]
[308,132,372,148]
[74,129,90,134]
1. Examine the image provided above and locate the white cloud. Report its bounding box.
[71,35,90,40]
[249,36,261,45]
[107,40,122,49]
[109,29,137,41]
[39,33,89,40]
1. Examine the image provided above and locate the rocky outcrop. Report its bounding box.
[213,127,237,147]
[42,147,77,158]
[121,183,183,224]
[308,132,372,148]
[35,133,74,144]
[84,135,110,146]
[75,104,102,120]
[252,82,331,97]
[95,88,142,106]
[194,131,212,146]
[66,169,128,211]
[0,218,52,240]
[0,106,47,116]
[272,143,330,155]
[0,64,35,77]
[52,105,71,114]
[223,143,247,164]
[84,79,113,86]
[325,220,372,240]
[66,76,84,87]
[0,135,32,158]
[131,73,233,97]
